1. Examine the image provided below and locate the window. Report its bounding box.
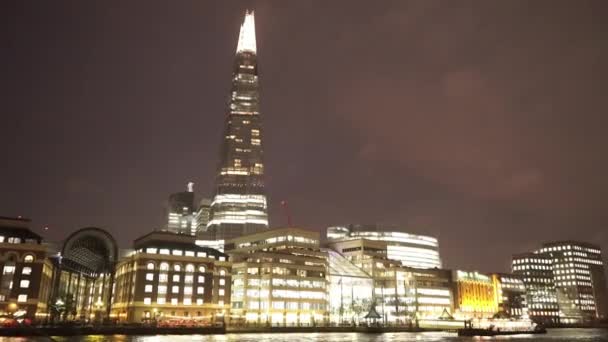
[198,276,205,283]
[146,273,154,281]
[219,269,226,276]
[186,264,195,273]
[198,266,206,273]
[219,256,226,261]
[171,298,178,305]
[196,298,203,305]
[174,264,181,272]
[185,275,193,284]
[160,249,170,255]
[146,248,157,254]
[22,267,32,275]
[160,262,169,271]
[172,274,180,282]
[197,286,204,294]
[172,250,183,256]
[157,297,166,305]
[159,274,168,283]
[197,252,207,258]
[144,297,151,305]
[158,285,167,294]
[172,286,179,294]
[20,280,30,288]
[17,294,27,302]
[219,289,225,296]
[185,251,195,257]
[24,255,34,263]
[218,300,224,306]
[145,285,153,293]
[184,286,193,295]
[183,298,192,305]
[219,279,225,286]
[147,262,155,270]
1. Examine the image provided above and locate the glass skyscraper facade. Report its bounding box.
[206,11,268,242]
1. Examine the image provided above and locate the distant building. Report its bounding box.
[512,252,560,324]
[194,198,212,235]
[207,11,269,242]
[326,224,442,269]
[452,270,498,319]
[491,273,527,318]
[165,183,196,235]
[538,241,608,323]
[0,217,53,321]
[225,227,328,326]
[111,231,231,323]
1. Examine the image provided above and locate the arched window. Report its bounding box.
[147,262,155,270]
[185,264,195,273]
[24,255,34,263]
[219,269,226,276]
[173,264,181,272]
[198,265,206,273]
[160,262,169,271]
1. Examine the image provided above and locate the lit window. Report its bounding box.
[184,286,193,295]
[158,285,167,294]
[186,264,195,273]
[172,286,179,294]
[160,263,169,271]
[17,294,27,302]
[160,249,170,255]
[198,266,206,273]
[171,298,178,305]
[20,280,30,288]
[147,262,155,270]
[219,269,226,276]
[198,276,205,283]
[157,297,166,305]
[144,297,151,305]
[184,298,192,305]
[218,300,224,306]
[173,275,180,282]
[197,286,204,294]
[145,285,153,293]
[159,274,168,283]
[174,264,181,272]
[219,256,226,261]
[185,275,193,284]
[22,267,32,275]
[197,252,207,258]
[196,298,203,305]
[219,279,225,286]
[146,248,157,254]
[24,255,34,263]
[146,273,154,281]
[219,289,225,296]
[172,250,183,256]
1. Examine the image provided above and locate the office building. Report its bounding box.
[326,224,442,269]
[111,231,231,324]
[194,198,212,235]
[512,253,560,324]
[207,10,269,242]
[226,227,328,326]
[452,270,498,319]
[538,241,608,322]
[165,183,196,235]
[0,217,53,321]
[491,273,527,318]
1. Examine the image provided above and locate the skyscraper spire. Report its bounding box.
[204,10,268,243]
[236,10,256,54]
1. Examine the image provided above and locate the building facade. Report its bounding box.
[0,217,53,321]
[165,184,196,235]
[452,270,498,319]
[491,273,527,318]
[226,227,328,326]
[207,11,269,242]
[538,241,608,322]
[326,225,442,269]
[111,232,231,324]
[512,253,560,324]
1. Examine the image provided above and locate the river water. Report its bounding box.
[1,329,607,342]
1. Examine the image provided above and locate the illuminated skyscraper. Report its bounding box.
[165,183,195,235]
[206,11,268,242]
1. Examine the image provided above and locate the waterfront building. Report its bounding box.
[0,217,53,321]
[326,224,442,269]
[491,273,528,318]
[111,231,231,324]
[325,249,373,325]
[165,183,196,236]
[207,10,269,242]
[225,227,328,326]
[512,253,560,324]
[452,270,498,319]
[537,241,608,322]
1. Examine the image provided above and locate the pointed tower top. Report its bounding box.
[236,10,256,54]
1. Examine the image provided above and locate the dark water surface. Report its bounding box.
[1,329,607,342]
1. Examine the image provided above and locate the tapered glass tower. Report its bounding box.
[205,11,268,242]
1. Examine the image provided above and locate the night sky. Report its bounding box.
[2,1,608,273]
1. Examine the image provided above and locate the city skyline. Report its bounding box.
[2,1,608,274]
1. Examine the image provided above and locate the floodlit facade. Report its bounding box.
[538,241,608,322]
[325,249,373,325]
[0,217,53,321]
[512,253,560,324]
[111,232,231,324]
[165,184,196,235]
[207,10,268,242]
[226,228,328,326]
[452,271,498,319]
[491,273,528,318]
[326,225,441,269]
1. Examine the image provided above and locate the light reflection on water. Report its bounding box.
[2,329,608,342]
